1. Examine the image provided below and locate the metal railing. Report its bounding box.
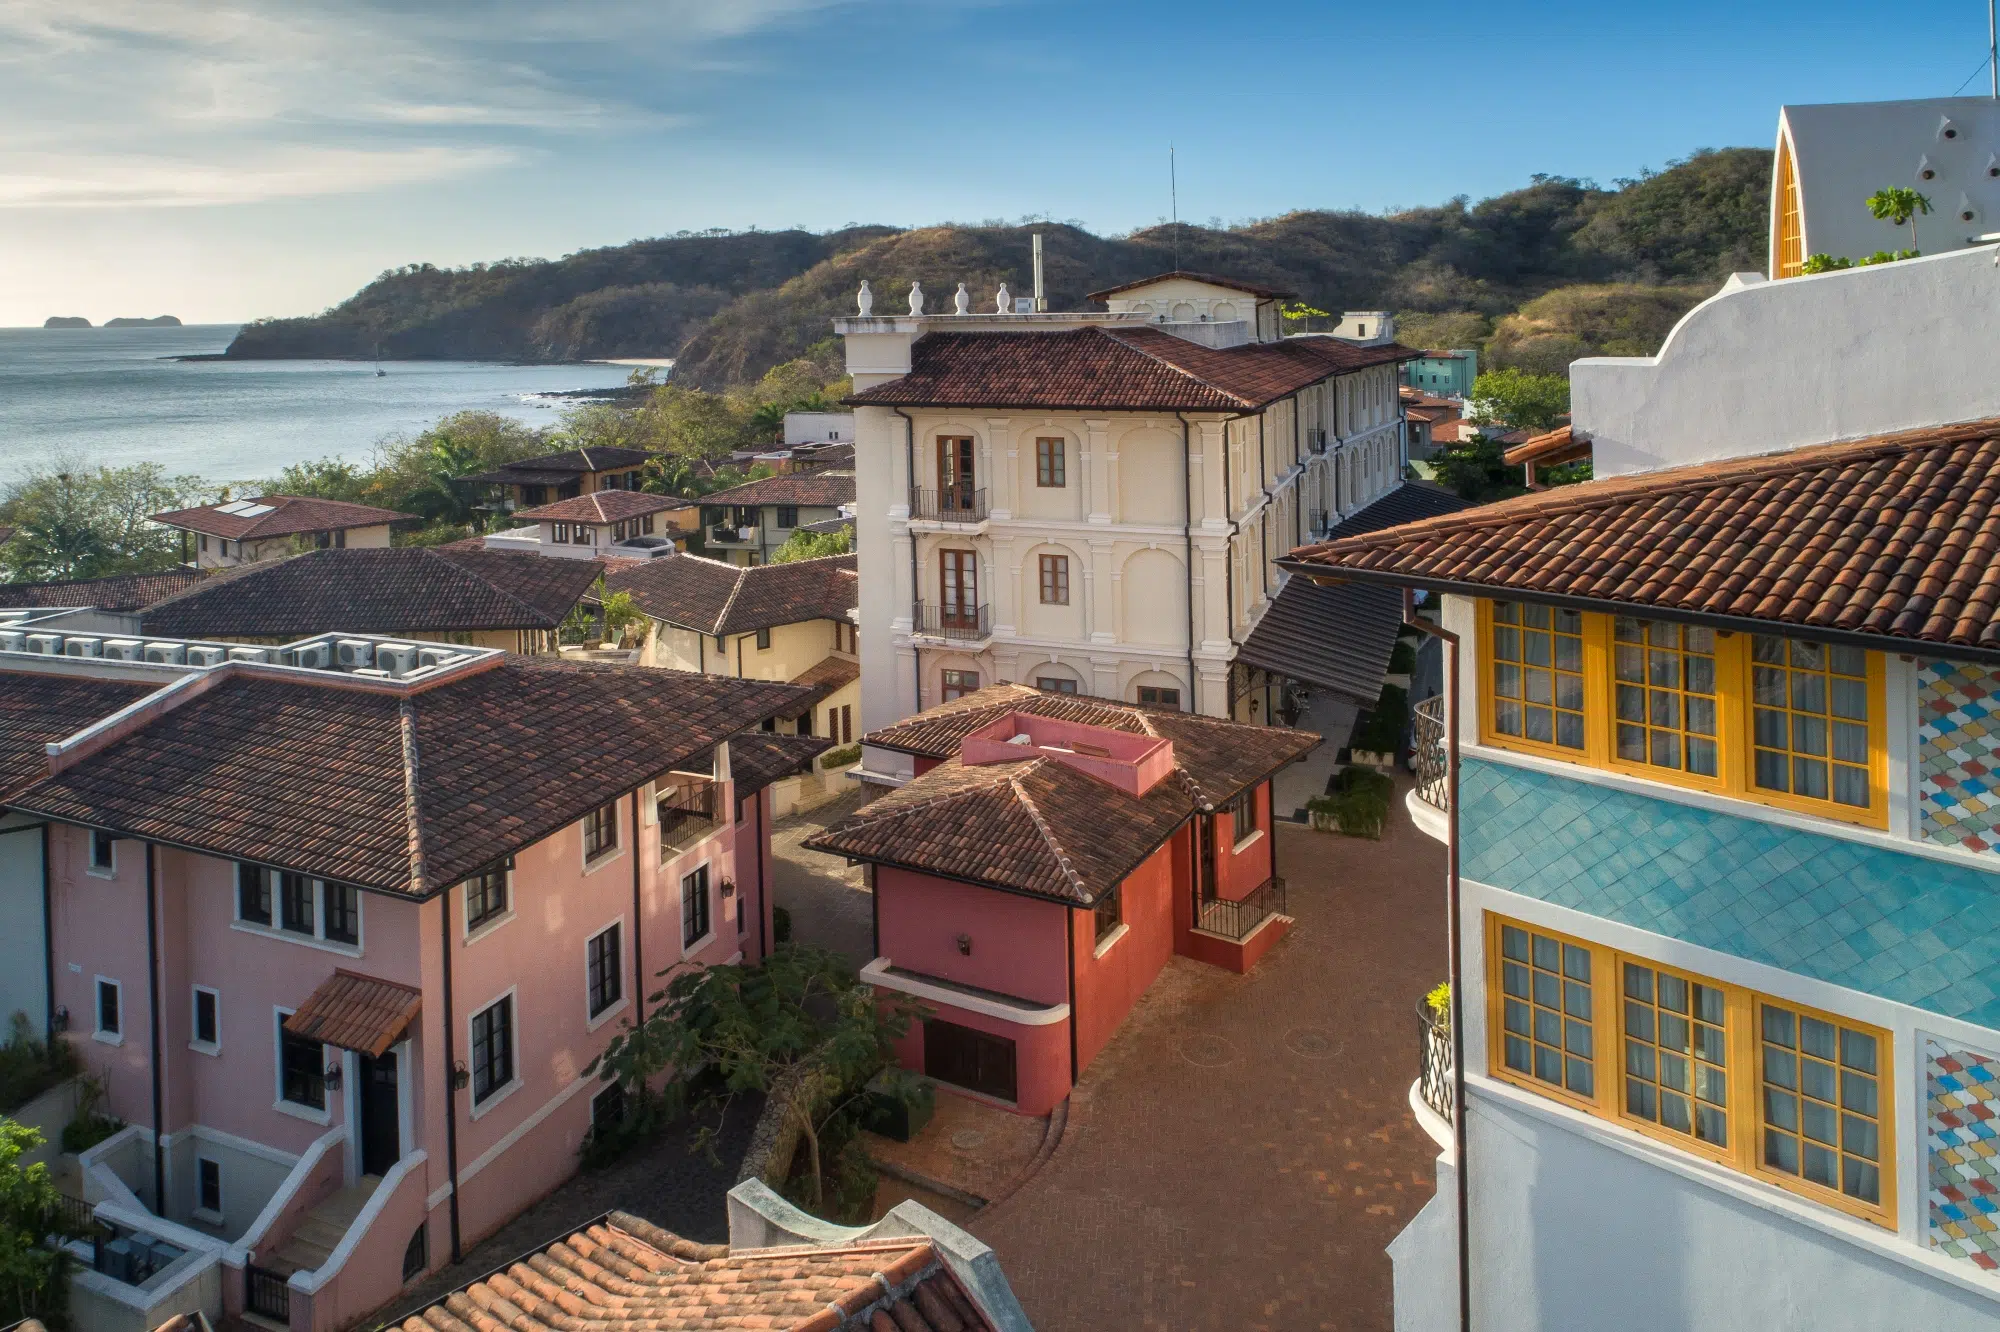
[1417,996,1454,1122]
[657,776,720,854]
[1195,876,1287,940]
[1308,508,1328,536]
[246,1263,291,1321]
[913,601,992,642]
[909,487,989,523]
[707,524,756,544]
[1413,693,1448,812]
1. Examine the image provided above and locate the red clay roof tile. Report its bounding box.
[151,496,407,540]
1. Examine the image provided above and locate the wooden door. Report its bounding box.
[923,1018,1018,1102]
[940,550,978,627]
[937,437,976,509]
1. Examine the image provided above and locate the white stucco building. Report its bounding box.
[835,271,1415,764]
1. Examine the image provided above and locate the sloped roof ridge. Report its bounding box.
[1007,765,1089,898]
[427,547,570,627]
[396,698,429,897]
[710,562,753,636]
[827,761,1027,831]
[1099,327,1256,409]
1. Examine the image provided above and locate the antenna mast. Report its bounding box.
[1990,0,1996,98]
[1171,143,1180,270]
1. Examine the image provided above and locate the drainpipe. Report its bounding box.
[1064,910,1079,1086]
[895,407,920,708]
[1175,413,1198,714]
[439,888,463,1263]
[630,788,644,1023]
[1399,586,1469,1332]
[40,824,53,1041]
[145,842,164,1215]
[754,790,769,961]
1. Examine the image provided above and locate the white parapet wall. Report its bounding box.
[1572,245,2000,478]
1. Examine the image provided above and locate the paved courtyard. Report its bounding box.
[771,785,873,966]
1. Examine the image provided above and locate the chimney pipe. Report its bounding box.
[1032,233,1046,313]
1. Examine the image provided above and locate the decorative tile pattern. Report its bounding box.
[1928,1038,2000,1271]
[1920,661,2000,855]
[1461,758,2000,1028]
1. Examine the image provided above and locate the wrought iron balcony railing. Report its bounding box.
[909,487,989,523]
[913,601,992,642]
[1413,693,1448,812]
[1417,994,1454,1122]
[657,775,720,854]
[1194,876,1287,940]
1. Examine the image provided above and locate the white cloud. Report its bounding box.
[0,146,522,209]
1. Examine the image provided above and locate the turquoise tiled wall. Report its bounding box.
[1463,757,2000,1029]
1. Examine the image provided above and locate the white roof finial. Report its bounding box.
[908,281,925,315]
[856,280,873,316]
[996,282,1012,313]
[953,282,970,315]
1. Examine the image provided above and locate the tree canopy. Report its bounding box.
[1467,368,1571,433]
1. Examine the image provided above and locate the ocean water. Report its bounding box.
[0,324,642,486]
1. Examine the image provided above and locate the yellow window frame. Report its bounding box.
[1484,912,1897,1229]
[1475,601,1889,830]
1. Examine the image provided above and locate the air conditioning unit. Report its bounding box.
[336,639,373,670]
[142,642,186,665]
[186,645,228,667]
[99,1237,139,1283]
[289,641,332,670]
[227,647,269,664]
[99,640,142,661]
[63,637,102,658]
[416,647,460,670]
[25,634,61,656]
[0,631,25,654]
[374,644,418,677]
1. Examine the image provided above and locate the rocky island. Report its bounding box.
[43,316,90,328]
[104,315,183,327]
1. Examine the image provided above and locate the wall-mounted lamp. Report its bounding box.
[451,1061,470,1091]
[51,1006,69,1033]
[324,1062,344,1092]
[719,878,736,900]
[956,933,973,957]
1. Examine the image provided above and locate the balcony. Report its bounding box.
[657,774,720,854]
[708,523,757,546]
[912,600,992,645]
[1413,694,1447,812]
[1195,876,1287,940]
[908,487,989,526]
[1308,508,1329,536]
[1416,993,1453,1123]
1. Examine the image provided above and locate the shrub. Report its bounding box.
[1306,766,1393,838]
[1350,684,1410,755]
[772,906,793,945]
[0,1013,80,1115]
[819,744,861,770]
[1387,640,1417,675]
[60,1076,120,1155]
[1425,981,1453,1029]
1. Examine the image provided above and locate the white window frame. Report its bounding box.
[231,872,364,957]
[193,1155,224,1224]
[86,830,116,879]
[92,976,122,1045]
[273,1007,331,1124]
[584,917,628,1031]
[461,864,516,943]
[680,862,715,957]
[466,988,521,1118]
[190,985,221,1055]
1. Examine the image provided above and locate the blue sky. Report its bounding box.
[3,0,1996,327]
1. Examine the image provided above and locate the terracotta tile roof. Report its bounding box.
[606,555,857,637]
[730,733,834,800]
[5,659,810,896]
[460,447,654,486]
[137,548,601,638]
[699,472,856,509]
[514,491,688,524]
[284,970,421,1058]
[788,655,860,708]
[1323,482,1474,542]
[0,673,158,793]
[1282,419,2000,658]
[1502,423,1590,468]
[0,568,204,611]
[846,327,1418,413]
[1085,269,1297,302]
[1237,578,1407,705]
[397,1212,991,1332]
[150,496,407,541]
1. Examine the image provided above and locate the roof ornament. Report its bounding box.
[996,282,1012,312]
[856,280,873,316]
[953,282,971,315]
[908,281,924,315]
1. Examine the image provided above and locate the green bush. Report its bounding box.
[1350,684,1410,755]
[1387,640,1417,675]
[772,906,793,945]
[819,744,861,770]
[0,1012,79,1115]
[60,1076,120,1155]
[1306,767,1393,839]
[1332,765,1394,800]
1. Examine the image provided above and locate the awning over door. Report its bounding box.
[283,970,422,1058]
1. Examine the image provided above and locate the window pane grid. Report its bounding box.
[1621,961,1729,1147]
[1489,602,1585,750]
[472,998,513,1103]
[1039,554,1069,605]
[1613,618,1718,777]
[587,926,622,1018]
[1499,924,1594,1098]
[1759,1003,1882,1206]
[1751,636,1871,809]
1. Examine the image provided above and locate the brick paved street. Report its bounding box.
[771,786,873,967]
[971,785,1448,1331]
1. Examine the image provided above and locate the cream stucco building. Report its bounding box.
[836,271,1416,758]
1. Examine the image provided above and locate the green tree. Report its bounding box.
[0,1120,82,1328]
[0,460,209,581]
[365,411,548,526]
[260,458,370,503]
[1430,436,1530,504]
[1467,367,1571,433]
[600,589,648,646]
[770,525,853,563]
[1866,187,1932,254]
[589,944,925,1213]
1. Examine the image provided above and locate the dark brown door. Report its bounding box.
[923,1018,1017,1101]
[359,1052,399,1176]
[940,550,978,627]
[937,437,976,509]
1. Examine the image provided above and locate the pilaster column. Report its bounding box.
[986,418,1014,520]
[991,535,1017,637]
[1197,419,1228,530]
[1084,418,1112,524]
[1087,539,1116,645]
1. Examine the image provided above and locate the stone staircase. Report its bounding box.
[262,1176,380,1278]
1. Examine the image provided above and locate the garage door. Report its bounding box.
[922,1018,1018,1102]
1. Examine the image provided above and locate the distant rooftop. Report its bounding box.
[151,495,407,540]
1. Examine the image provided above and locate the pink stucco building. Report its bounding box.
[807,686,1315,1117]
[0,627,823,1332]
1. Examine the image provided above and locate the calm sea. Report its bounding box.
[0,324,641,486]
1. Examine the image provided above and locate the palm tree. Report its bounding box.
[399,435,482,528]
[1866,187,1932,254]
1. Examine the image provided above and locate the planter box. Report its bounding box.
[1350,749,1397,769]
[860,1074,934,1143]
[1382,673,1412,691]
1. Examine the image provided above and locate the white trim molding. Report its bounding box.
[861,957,1069,1027]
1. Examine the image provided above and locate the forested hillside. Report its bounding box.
[226,148,1772,384]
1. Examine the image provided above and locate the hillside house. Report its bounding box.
[151,498,405,571]
[459,446,652,516]
[700,471,855,566]
[483,490,694,561]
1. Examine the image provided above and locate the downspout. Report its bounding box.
[439,887,463,1263]
[40,824,53,1040]
[896,407,921,707]
[697,631,704,675]
[630,788,644,1022]
[754,789,769,960]
[145,842,165,1214]
[1257,413,1269,607]
[1065,909,1079,1086]
[1398,586,1469,1332]
[1176,413,1198,713]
